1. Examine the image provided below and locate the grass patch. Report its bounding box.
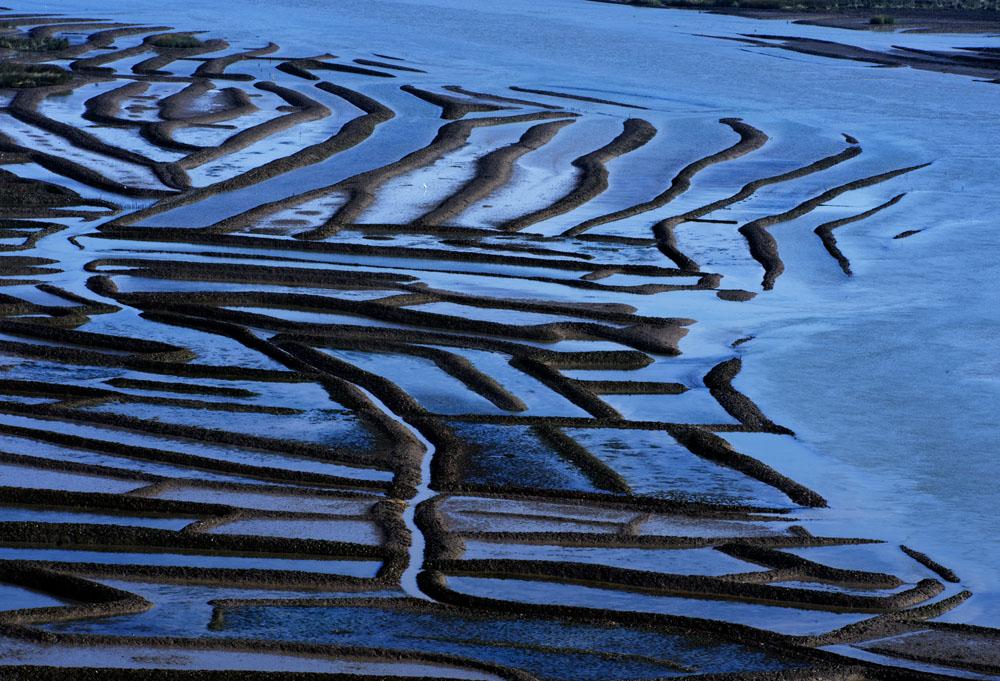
[869,14,895,24]
[0,35,70,51]
[150,34,204,49]
[0,62,71,88]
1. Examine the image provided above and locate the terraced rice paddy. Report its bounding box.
[0,2,998,679]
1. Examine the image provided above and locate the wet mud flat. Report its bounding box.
[596,0,1000,81]
[0,6,996,680]
[723,8,1000,34]
[707,32,1000,83]
[593,0,1000,34]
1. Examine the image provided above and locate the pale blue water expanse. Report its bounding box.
[33,0,1000,623]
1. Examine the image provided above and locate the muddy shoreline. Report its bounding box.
[591,0,1000,34]
[594,0,1000,83]
[0,4,994,678]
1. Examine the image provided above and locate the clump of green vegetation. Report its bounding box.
[0,35,70,51]
[0,62,71,88]
[150,34,204,49]
[869,14,895,24]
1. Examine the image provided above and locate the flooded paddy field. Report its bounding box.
[0,0,998,678]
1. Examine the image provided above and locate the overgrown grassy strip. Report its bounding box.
[0,62,70,88]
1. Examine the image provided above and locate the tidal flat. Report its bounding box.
[0,0,998,678]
